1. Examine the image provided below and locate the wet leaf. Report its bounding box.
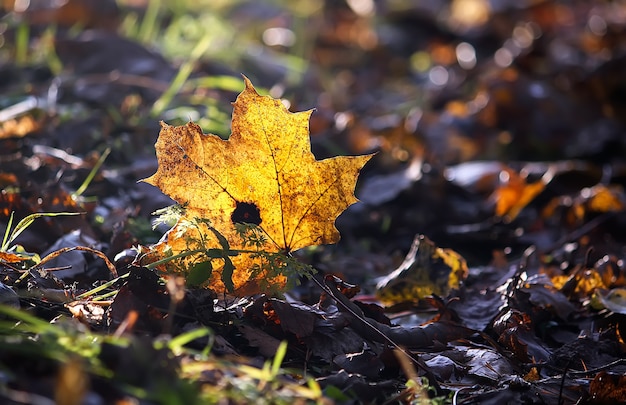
[143,77,373,294]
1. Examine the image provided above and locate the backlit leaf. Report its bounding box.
[143,77,373,294]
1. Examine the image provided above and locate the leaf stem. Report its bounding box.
[75,272,130,299]
[144,249,208,269]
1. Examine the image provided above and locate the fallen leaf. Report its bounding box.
[376,234,468,305]
[0,251,27,264]
[108,266,170,334]
[143,77,373,294]
[590,372,626,403]
[464,347,514,382]
[333,351,384,379]
[237,324,282,358]
[494,312,550,362]
[0,115,41,139]
[490,165,555,221]
[585,185,625,213]
[597,288,626,314]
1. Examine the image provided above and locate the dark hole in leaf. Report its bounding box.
[231,201,262,225]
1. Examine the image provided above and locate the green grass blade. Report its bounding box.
[15,22,29,66]
[74,147,111,197]
[167,327,212,354]
[187,75,245,93]
[138,0,162,44]
[1,211,15,251]
[271,341,288,377]
[0,304,59,334]
[151,34,213,117]
[8,212,82,248]
[75,272,129,300]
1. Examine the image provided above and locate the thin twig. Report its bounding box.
[312,274,444,395]
[33,246,118,277]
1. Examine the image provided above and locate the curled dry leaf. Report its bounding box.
[376,234,468,305]
[0,251,27,264]
[142,77,373,295]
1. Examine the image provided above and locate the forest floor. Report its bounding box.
[1,1,626,404]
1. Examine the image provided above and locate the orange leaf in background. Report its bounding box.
[0,115,40,139]
[589,371,626,403]
[491,165,555,221]
[584,184,624,213]
[0,251,26,264]
[143,77,373,295]
[542,184,625,225]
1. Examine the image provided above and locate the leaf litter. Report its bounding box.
[1,1,626,404]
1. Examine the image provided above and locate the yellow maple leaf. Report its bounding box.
[142,77,373,295]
